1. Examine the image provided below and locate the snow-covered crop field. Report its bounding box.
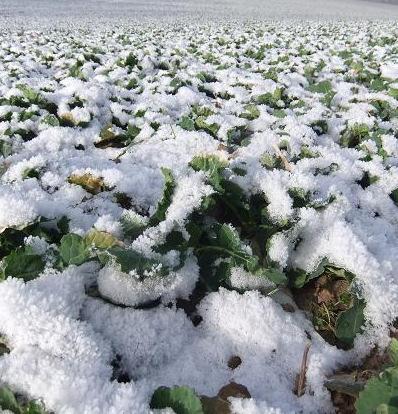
[1,4,398,414]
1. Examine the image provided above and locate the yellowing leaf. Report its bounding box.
[68,173,106,195]
[84,229,119,249]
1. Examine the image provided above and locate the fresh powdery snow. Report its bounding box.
[0,6,398,414]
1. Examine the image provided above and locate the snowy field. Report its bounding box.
[2,0,398,20]
[0,1,398,414]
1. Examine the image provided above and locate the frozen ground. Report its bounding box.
[0,2,397,414]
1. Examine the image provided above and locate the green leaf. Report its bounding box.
[370,78,387,92]
[178,116,195,131]
[41,114,59,127]
[0,387,20,413]
[57,216,70,235]
[69,62,84,79]
[335,298,366,345]
[260,153,283,170]
[389,88,398,99]
[256,88,283,107]
[326,265,355,282]
[308,80,333,94]
[1,247,45,281]
[16,84,43,105]
[227,125,251,145]
[273,109,286,118]
[240,104,260,120]
[194,117,220,138]
[195,223,276,283]
[389,339,398,367]
[232,167,247,177]
[189,154,227,192]
[150,386,204,414]
[289,258,330,288]
[341,123,369,148]
[149,168,175,226]
[59,234,90,266]
[356,367,398,414]
[124,124,141,144]
[256,267,287,285]
[102,246,168,276]
[120,213,147,241]
[288,187,311,209]
[24,401,46,414]
[125,53,138,68]
[22,168,40,180]
[390,189,398,206]
[0,140,12,158]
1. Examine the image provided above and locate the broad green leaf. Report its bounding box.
[227,125,251,145]
[57,216,70,236]
[59,234,90,266]
[240,104,260,120]
[149,168,175,226]
[22,168,40,180]
[0,140,12,158]
[1,247,45,281]
[289,258,329,288]
[84,229,118,249]
[310,119,328,135]
[389,88,398,99]
[325,265,355,282]
[102,246,168,276]
[356,367,398,414]
[0,387,20,413]
[288,187,311,208]
[124,124,141,144]
[125,53,138,68]
[178,116,195,131]
[256,88,283,107]
[192,105,213,117]
[390,189,398,206]
[69,62,84,79]
[260,153,283,170]
[341,123,369,148]
[0,335,9,356]
[308,80,333,94]
[120,213,147,240]
[256,267,287,285]
[97,124,140,148]
[189,154,227,192]
[370,78,387,92]
[335,298,366,345]
[194,117,220,138]
[196,71,217,83]
[150,386,204,414]
[300,145,318,159]
[273,109,286,118]
[24,401,46,414]
[232,167,247,176]
[16,84,43,105]
[389,339,398,367]
[196,224,268,279]
[41,114,59,127]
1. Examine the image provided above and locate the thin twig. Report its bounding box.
[295,343,311,397]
